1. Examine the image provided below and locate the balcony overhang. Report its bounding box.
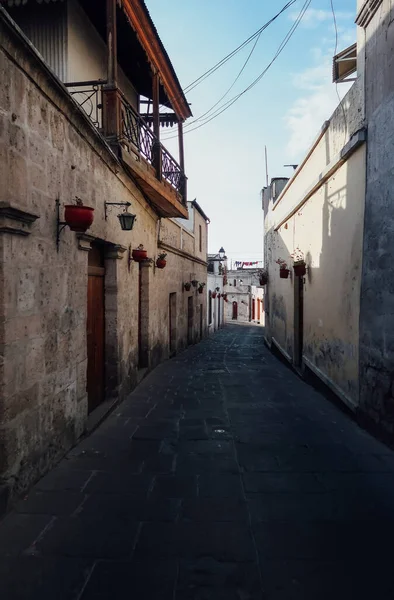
[120,147,188,218]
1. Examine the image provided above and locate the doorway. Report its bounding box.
[199,304,203,340]
[294,275,304,367]
[169,292,177,356]
[187,296,193,345]
[87,244,105,413]
[232,301,238,320]
[252,299,256,320]
[217,296,221,328]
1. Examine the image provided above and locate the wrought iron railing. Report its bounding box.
[119,94,186,202]
[65,82,186,202]
[65,80,105,129]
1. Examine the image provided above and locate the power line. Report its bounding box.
[182,0,297,95]
[162,0,312,140]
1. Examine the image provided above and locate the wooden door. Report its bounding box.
[87,245,105,413]
[199,304,203,339]
[169,293,176,355]
[232,301,238,320]
[294,275,304,367]
[257,299,261,321]
[252,299,256,320]
[187,296,193,345]
[217,296,221,328]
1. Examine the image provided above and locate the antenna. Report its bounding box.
[265,146,269,188]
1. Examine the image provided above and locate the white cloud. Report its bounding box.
[284,59,352,159]
[289,7,354,28]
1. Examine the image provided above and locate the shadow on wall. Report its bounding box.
[265,98,365,409]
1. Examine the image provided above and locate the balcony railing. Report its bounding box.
[119,94,186,201]
[65,81,186,203]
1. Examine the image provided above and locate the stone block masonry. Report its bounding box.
[0,10,207,510]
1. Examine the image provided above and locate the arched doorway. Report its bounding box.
[232,301,238,320]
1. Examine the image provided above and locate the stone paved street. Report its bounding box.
[1,324,394,599]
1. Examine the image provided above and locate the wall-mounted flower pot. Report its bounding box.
[280,269,290,279]
[293,262,306,277]
[212,292,217,298]
[191,280,198,288]
[184,283,192,291]
[64,205,94,232]
[132,248,148,262]
[198,288,204,294]
[259,276,268,285]
[156,259,167,269]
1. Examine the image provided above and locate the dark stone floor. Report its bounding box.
[1,324,394,599]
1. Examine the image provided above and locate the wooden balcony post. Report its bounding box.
[103,0,121,144]
[178,120,187,202]
[106,0,117,86]
[152,70,162,180]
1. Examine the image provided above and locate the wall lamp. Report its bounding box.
[104,201,136,231]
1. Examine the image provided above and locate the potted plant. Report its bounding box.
[156,252,167,269]
[258,268,268,286]
[276,258,290,279]
[184,282,192,291]
[198,282,205,294]
[64,196,94,232]
[191,279,198,288]
[291,248,306,277]
[211,290,217,298]
[132,244,148,262]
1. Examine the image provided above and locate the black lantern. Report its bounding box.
[118,210,136,231]
[219,247,225,259]
[104,201,136,231]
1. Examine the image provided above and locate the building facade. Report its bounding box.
[224,269,264,325]
[0,0,207,509]
[264,0,394,440]
[207,252,225,334]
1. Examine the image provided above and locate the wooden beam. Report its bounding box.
[178,121,185,172]
[106,0,118,85]
[152,71,162,180]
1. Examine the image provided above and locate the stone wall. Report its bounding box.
[0,11,207,506]
[359,0,394,435]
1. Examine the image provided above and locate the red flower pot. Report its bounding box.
[156,259,167,269]
[64,205,94,233]
[132,249,148,262]
[259,276,268,285]
[280,269,290,279]
[198,288,204,294]
[211,292,217,298]
[293,263,306,277]
[184,283,192,291]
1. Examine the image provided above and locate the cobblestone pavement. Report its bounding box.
[1,324,394,599]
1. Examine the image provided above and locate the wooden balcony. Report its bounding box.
[66,81,188,219]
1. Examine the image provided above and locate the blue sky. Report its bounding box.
[146,0,357,265]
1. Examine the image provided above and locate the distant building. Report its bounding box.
[224,269,264,325]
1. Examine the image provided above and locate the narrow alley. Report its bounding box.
[1,324,394,599]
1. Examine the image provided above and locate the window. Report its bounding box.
[199,225,202,252]
[234,279,236,287]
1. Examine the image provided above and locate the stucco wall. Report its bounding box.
[207,273,224,333]
[359,0,394,432]
[67,0,138,115]
[264,81,365,408]
[0,12,204,503]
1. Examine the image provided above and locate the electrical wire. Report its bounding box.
[162,0,312,141]
[182,0,297,94]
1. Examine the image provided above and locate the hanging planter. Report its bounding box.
[64,198,94,232]
[184,282,192,291]
[211,291,217,299]
[293,261,306,277]
[198,283,205,294]
[279,268,290,279]
[191,279,198,288]
[132,244,148,262]
[291,248,306,277]
[156,252,167,269]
